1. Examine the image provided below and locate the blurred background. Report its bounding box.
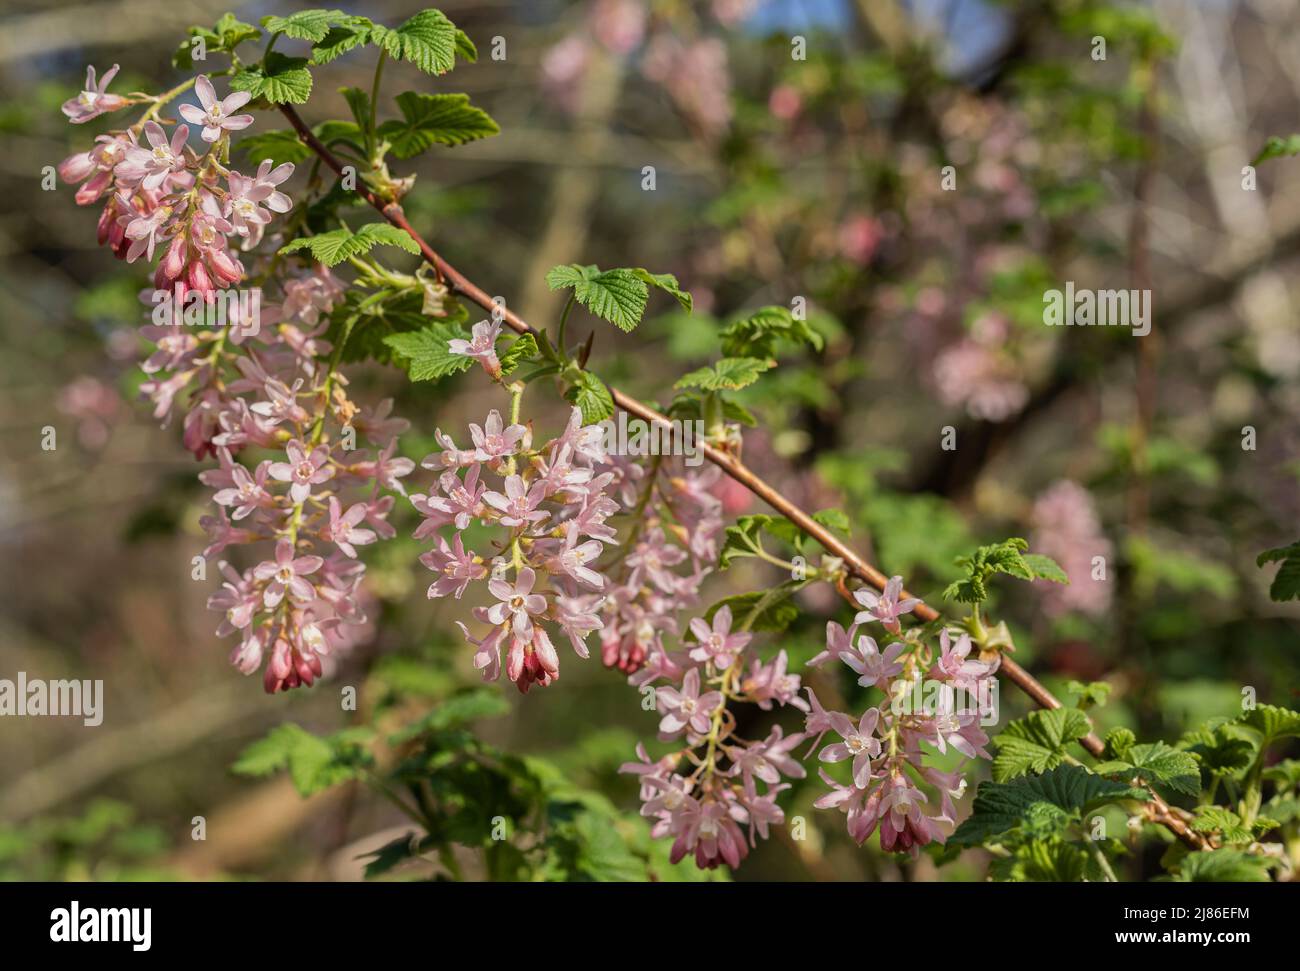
[1,0,1298,881]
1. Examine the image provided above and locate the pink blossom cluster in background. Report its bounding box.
[58,69,412,691]
[1030,480,1114,617]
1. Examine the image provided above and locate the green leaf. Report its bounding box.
[377,92,500,159]
[720,305,824,358]
[1103,727,1136,761]
[1023,553,1068,584]
[235,129,311,167]
[1238,703,1300,747]
[951,765,1148,846]
[231,723,370,796]
[339,86,372,129]
[812,508,851,535]
[1253,135,1300,166]
[173,14,262,68]
[1167,849,1272,882]
[263,9,347,43]
[1257,541,1300,601]
[564,370,614,424]
[311,18,374,64]
[1066,680,1112,710]
[546,264,649,332]
[384,322,474,382]
[1191,807,1253,846]
[371,9,459,76]
[631,269,693,312]
[389,690,511,742]
[454,29,478,62]
[230,51,313,105]
[674,357,774,392]
[1095,742,1202,796]
[279,222,419,266]
[498,333,538,376]
[704,587,801,634]
[992,708,1094,781]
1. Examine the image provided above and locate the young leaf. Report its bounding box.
[565,370,615,423]
[1190,807,1253,846]
[704,588,801,634]
[992,708,1094,781]
[174,14,261,68]
[498,333,538,376]
[719,305,824,358]
[1252,134,1300,166]
[546,264,649,332]
[631,269,693,312]
[377,92,500,158]
[262,9,347,43]
[1166,849,1272,882]
[674,357,774,392]
[1023,553,1068,584]
[278,223,419,266]
[384,322,474,381]
[311,18,375,64]
[370,9,460,76]
[1094,742,1202,796]
[230,52,313,105]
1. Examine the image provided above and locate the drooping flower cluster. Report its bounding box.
[58,69,411,691]
[619,603,809,869]
[804,582,997,855]
[414,405,622,692]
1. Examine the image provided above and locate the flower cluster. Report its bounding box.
[58,68,412,691]
[619,602,809,869]
[804,582,997,854]
[414,404,621,692]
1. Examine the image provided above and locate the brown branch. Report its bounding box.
[278,104,1207,851]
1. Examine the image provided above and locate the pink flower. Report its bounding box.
[269,439,334,503]
[322,497,376,558]
[62,64,127,123]
[421,533,487,599]
[211,461,273,520]
[483,474,549,528]
[841,634,906,690]
[486,567,547,638]
[178,75,254,142]
[687,605,751,667]
[931,628,993,690]
[852,575,920,633]
[819,709,883,788]
[656,667,722,736]
[546,523,606,589]
[741,649,807,711]
[226,160,295,245]
[447,318,502,378]
[253,539,323,608]
[469,409,527,465]
[119,121,190,191]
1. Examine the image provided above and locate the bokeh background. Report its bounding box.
[1,0,1298,881]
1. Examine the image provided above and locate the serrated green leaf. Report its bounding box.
[230,52,313,105]
[499,333,538,376]
[311,19,373,64]
[704,587,801,634]
[1238,703,1300,747]
[992,708,1094,781]
[384,323,474,382]
[565,370,614,423]
[371,9,459,76]
[262,9,347,43]
[279,223,418,266]
[1191,807,1253,845]
[1024,553,1068,584]
[546,264,649,332]
[1167,849,1272,882]
[377,91,499,158]
[719,305,824,358]
[631,269,693,312]
[674,357,774,392]
[1095,742,1201,796]
[1257,541,1300,601]
[951,765,1148,846]
[232,723,368,796]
